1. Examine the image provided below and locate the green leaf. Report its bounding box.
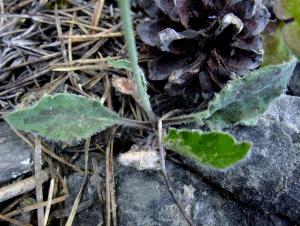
[262,22,292,66]
[273,0,300,57]
[108,59,132,70]
[274,0,294,20]
[289,0,300,24]
[274,0,300,24]
[282,22,300,56]
[193,57,297,129]
[164,128,251,169]
[4,93,122,142]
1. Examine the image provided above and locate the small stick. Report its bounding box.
[65,138,90,226]
[110,139,117,226]
[5,195,68,218]
[92,158,105,220]
[105,135,113,226]
[43,178,55,226]
[60,32,122,42]
[91,0,105,34]
[34,136,44,226]
[0,214,32,226]
[0,170,49,203]
[54,4,68,63]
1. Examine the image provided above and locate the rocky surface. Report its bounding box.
[185,95,300,223]
[64,153,105,226]
[0,122,33,185]
[289,63,300,97]
[117,163,290,226]
[65,173,104,226]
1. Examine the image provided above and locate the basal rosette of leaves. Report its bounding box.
[137,0,270,100]
[3,2,298,224]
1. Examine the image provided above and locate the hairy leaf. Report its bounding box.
[108,59,132,70]
[193,57,297,129]
[274,0,300,23]
[289,0,300,24]
[5,94,122,141]
[274,0,294,20]
[164,128,251,169]
[282,22,300,56]
[273,0,300,57]
[262,22,292,66]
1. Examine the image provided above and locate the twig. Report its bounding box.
[103,71,117,226]
[5,195,68,218]
[60,32,122,42]
[0,214,32,226]
[91,0,105,34]
[104,130,115,226]
[43,178,55,226]
[158,119,194,226]
[92,158,105,222]
[84,137,91,176]
[110,138,117,226]
[34,136,44,226]
[0,170,49,203]
[65,184,85,226]
[65,137,90,226]
[54,4,68,63]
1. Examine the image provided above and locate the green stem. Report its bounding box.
[118,0,156,120]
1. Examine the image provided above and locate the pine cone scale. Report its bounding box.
[137,0,270,101]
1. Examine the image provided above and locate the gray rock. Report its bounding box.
[65,173,104,226]
[65,152,289,226]
[117,162,290,226]
[0,122,33,185]
[289,63,300,97]
[185,95,300,223]
[63,153,105,226]
[265,95,300,131]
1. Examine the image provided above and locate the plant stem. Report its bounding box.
[162,114,197,126]
[123,118,153,130]
[158,119,194,226]
[122,114,197,130]
[118,0,156,121]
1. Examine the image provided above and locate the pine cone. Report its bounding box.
[137,0,270,100]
